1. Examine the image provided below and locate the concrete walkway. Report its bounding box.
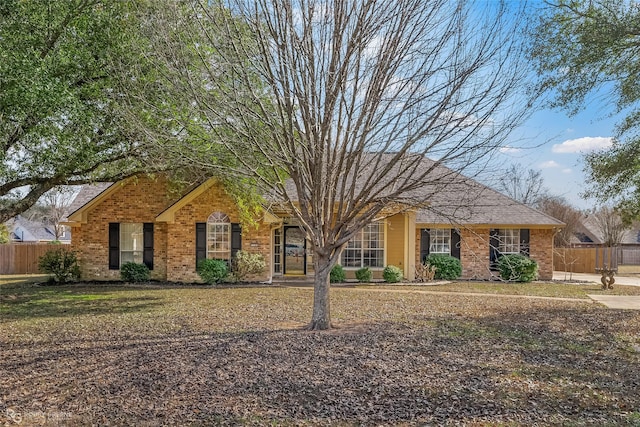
[587,294,640,310]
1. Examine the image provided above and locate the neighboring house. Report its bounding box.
[5,215,71,243]
[63,161,563,282]
[570,215,640,247]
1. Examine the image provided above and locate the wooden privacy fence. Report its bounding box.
[553,247,596,274]
[0,244,69,275]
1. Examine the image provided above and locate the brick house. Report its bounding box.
[64,167,563,282]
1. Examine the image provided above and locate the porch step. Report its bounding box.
[272,275,314,286]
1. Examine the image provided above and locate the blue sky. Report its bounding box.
[490,79,623,210]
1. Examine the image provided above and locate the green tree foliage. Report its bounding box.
[529,0,640,214]
[0,223,8,244]
[0,0,213,222]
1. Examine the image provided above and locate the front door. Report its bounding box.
[284,226,306,275]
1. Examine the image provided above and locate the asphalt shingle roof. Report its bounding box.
[63,182,113,222]
[67,155,564,228]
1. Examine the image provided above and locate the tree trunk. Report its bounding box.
[308,252,332,330]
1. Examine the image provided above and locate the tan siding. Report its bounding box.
[386,214,406,271]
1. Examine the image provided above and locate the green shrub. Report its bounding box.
[197,259,228,284]
[383,265,403,283]
[424,254,462,280]
[120,262,150,282]
[497,254,538,282]
[330,264,346,283]
[230,251,266,282]
[355,267,372,283]
[38,248,81,284]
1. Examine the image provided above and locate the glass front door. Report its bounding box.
[284,227,306,275]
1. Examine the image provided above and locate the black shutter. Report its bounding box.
[451,229,461,260]
[108,223,120,270]
[489,229,500,270]
[196,223,206,266]
[231,223,242,258]
[420,229,430,264]
[143,223,154,270]
[520,229,530,257]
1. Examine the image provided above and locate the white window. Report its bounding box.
[120,223,143,264]
[342,222,384,268]
[207,212,231,260]
[429,229,451,254]
[498,229,520,254]
[273,228,282,274]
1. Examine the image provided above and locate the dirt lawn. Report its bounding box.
[1,281,640,425]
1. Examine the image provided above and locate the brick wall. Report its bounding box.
[458,228,493,279]
[414,226,555,280]
[71,177,174,280]
[529,228,554,280]
[71,176,273,283]
[165,182,272,282]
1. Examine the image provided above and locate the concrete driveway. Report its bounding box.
[553,271,640,309]
[553,271,640,287]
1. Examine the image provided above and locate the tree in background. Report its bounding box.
[529,0,640,216]
[22,187,76,240]
[536,195,583,249]
[496,164,548,206]
[0,224,8,244]
[0,0,205,223]
[591,206,629,247]
[158,0,532,329]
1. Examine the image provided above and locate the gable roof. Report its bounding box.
[63,182,115,223]
[571,214,640,245]
[156,178,280,224]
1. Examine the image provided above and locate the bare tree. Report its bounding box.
[592,206,629,247]
[22,187,76,240]
[155,0,531,329]
[41,188,76,240]
[537,195,581,247]
[496,164,547,206]
[537,195,582,279]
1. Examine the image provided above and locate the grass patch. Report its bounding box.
[360,281,640,299]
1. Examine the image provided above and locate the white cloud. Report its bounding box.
[539,160,560,169]
[499,146,522,154]
[552,136,613,153]
[562,168,572,174]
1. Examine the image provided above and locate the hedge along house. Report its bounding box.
[64,162,564,282]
